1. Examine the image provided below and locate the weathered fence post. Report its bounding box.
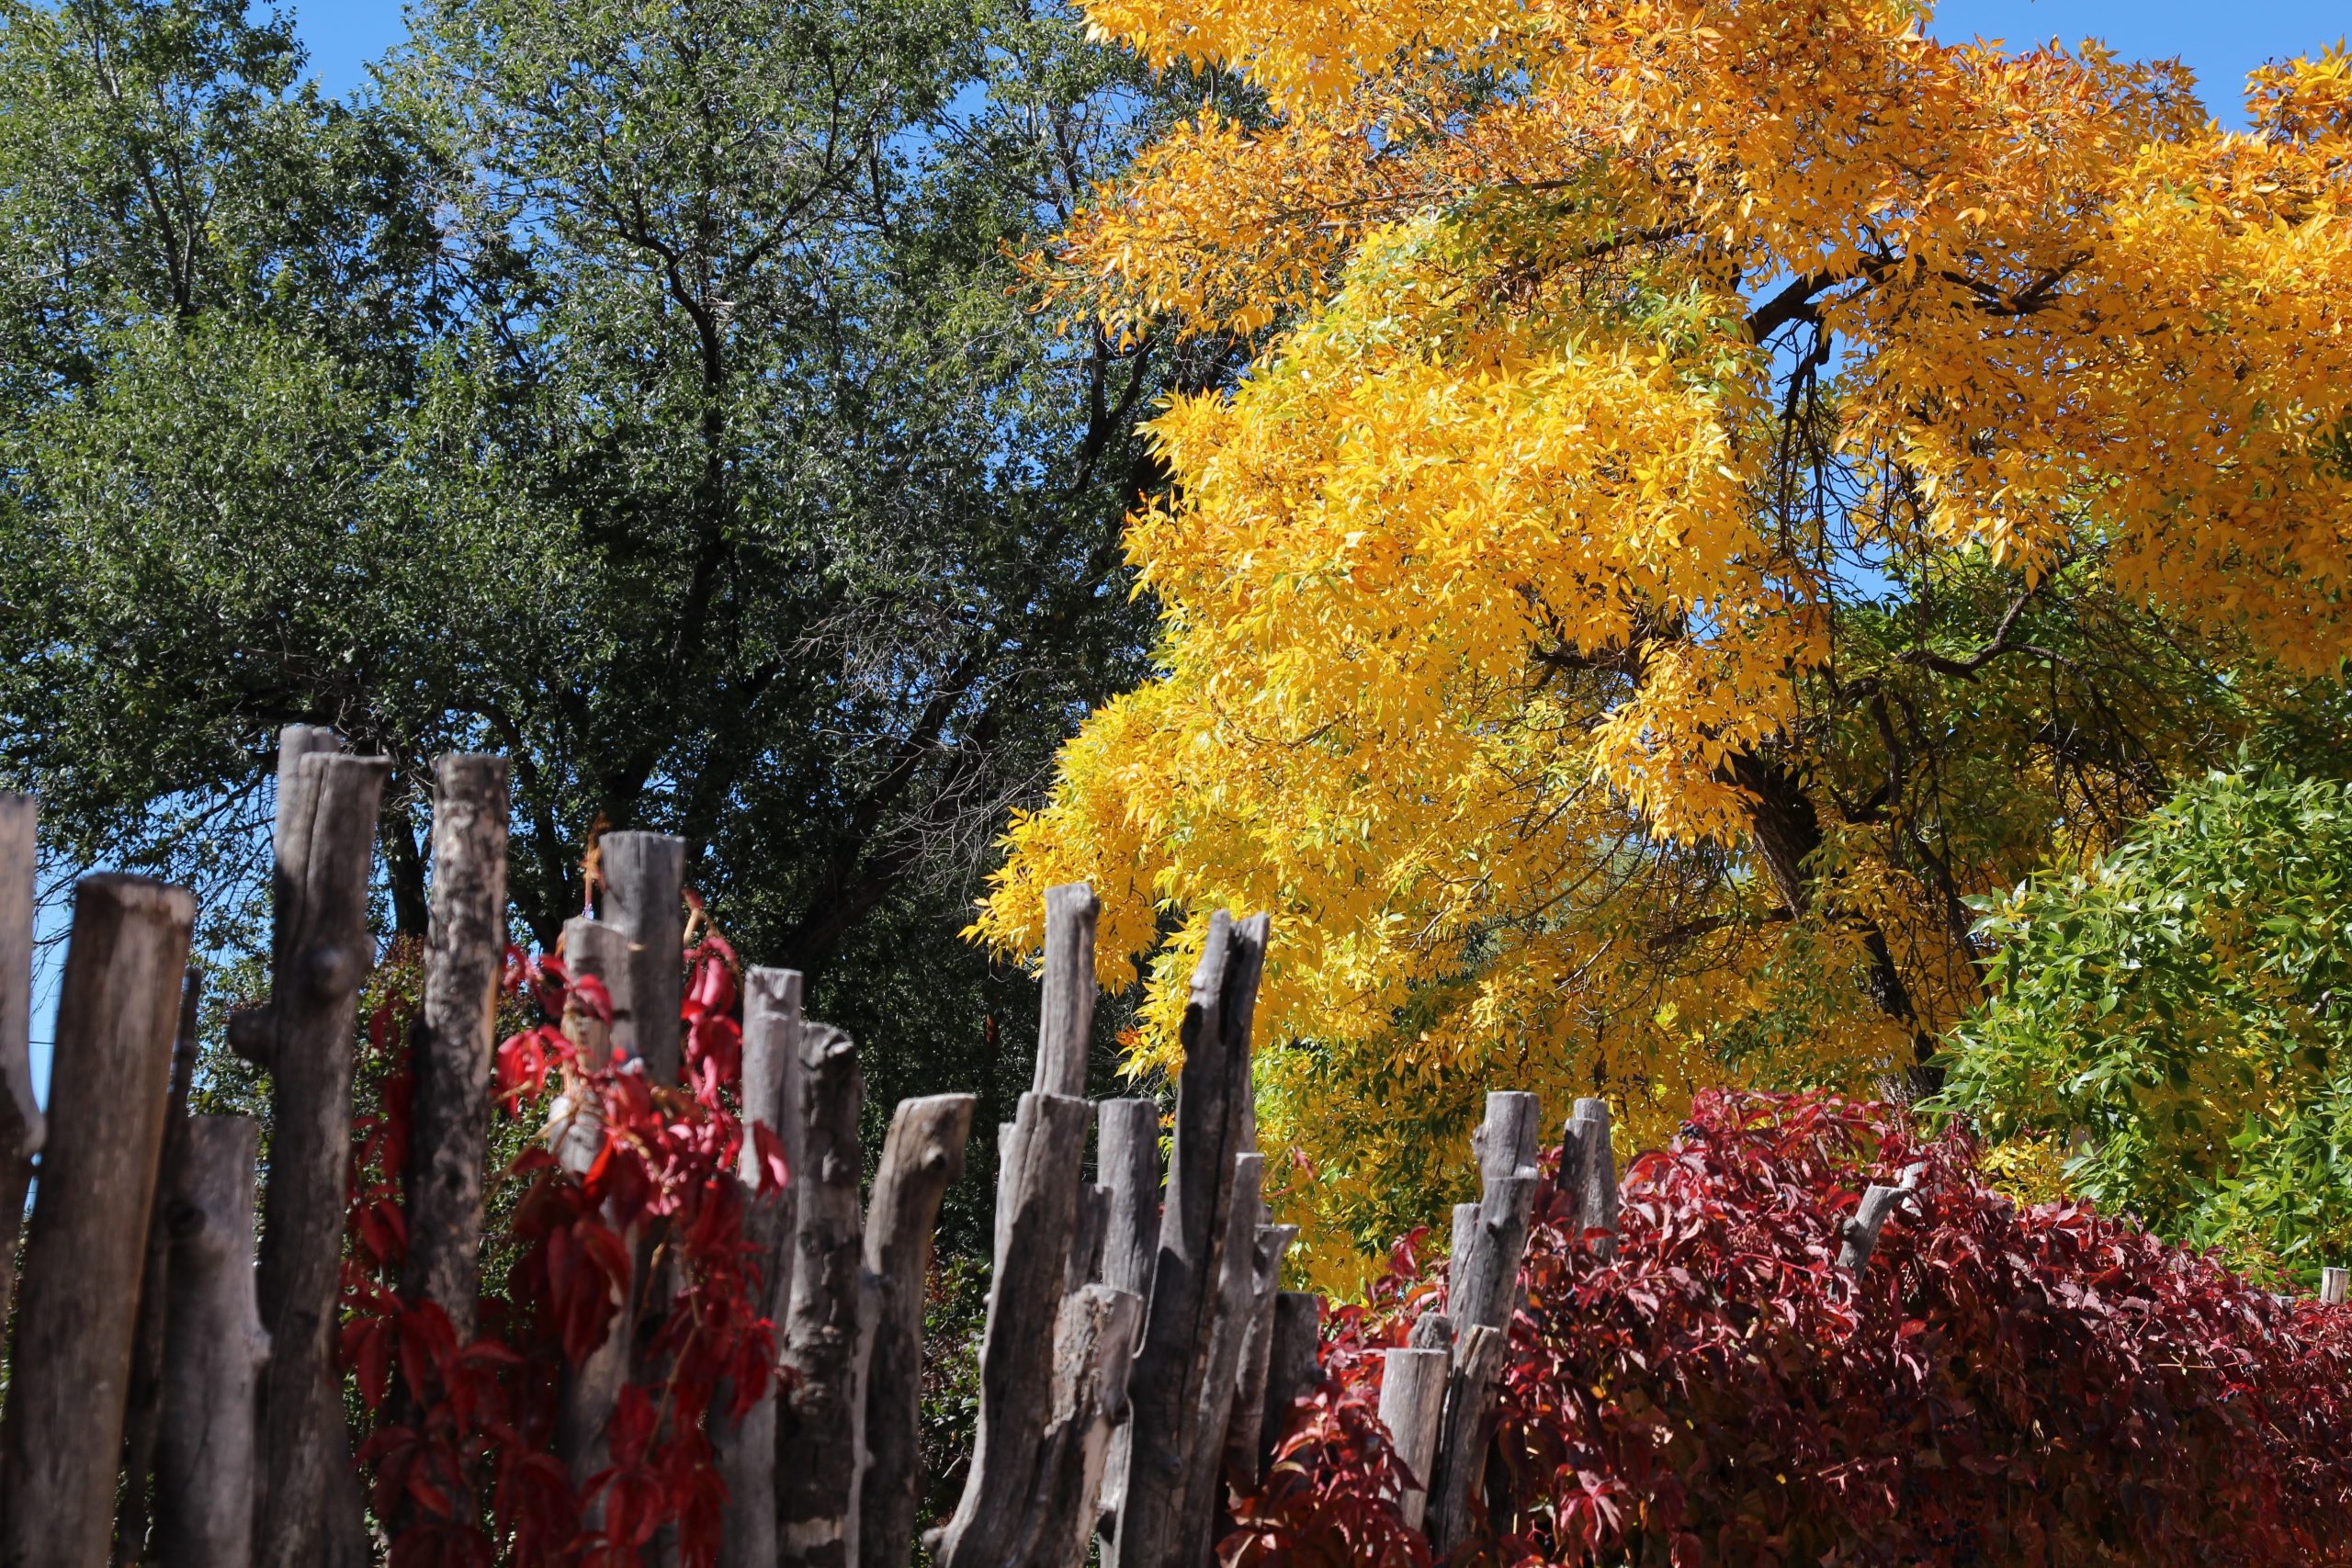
[243,737,387,1568]
[1426,1325,1507,1552]
[1112,910,1269,1568]
[1174,1151,1267,1563]
[1094,1095,1162,1534]
[1376,1347,1450,1532]
[1226,1221,1300,1484]
[402,753,510,1336]
[0,874,194,1565]
[1257,1292,1323,1472]
[859,1093,977,1568]
[600,830,686,1086]
[156,1114,270,1568]
[1012,1282,1145,1568]
[717,967,803,1568]
[554,918,636,1490]
[1565,1098,1620,1258]
[1035,883,1100,1100]
[1840,1179,1914,1272]
[2324,1266,2349,1305]
[118,969,202,1565]
[777,1021,872,1568]
[0,792,41,1338]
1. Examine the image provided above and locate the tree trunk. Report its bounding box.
[776,1022,871,1568]
[0,793,45,1337]
[858,1094,977,1568]
[1111,912,1268,1568]
[117,969,201,1565]
[0,874,194,1565]
[249,740,387,1568]
[402,754,510,1337]
[156,1115,270,1568]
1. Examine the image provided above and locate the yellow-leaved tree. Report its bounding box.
[973,0,2352,1280]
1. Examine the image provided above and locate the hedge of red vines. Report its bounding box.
[1230,1091,2352,1568]
[340,933,776,1567]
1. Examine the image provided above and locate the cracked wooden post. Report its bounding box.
[1258,1292,1323,1472]
[717,968,803,1568]
[1840,1182,1911,1272]
[553,918,635,1493]
[1376,1347,1450,1533]
[2324,1267,2349,1306]
[157,1115,270,1568]
[1565,1099,1620,1258]
[402,754,509,1337]
[0,874,194,1566]
[1226,1221,1300,1485]
[777,1021,872,1568]
[599,830,685,1085]
[935,1088,1093,1568]
[1093,1095,1161,1537]
[1012,1282,1145,1568]
[1035,883,1100,1100]
[1173,1151,1267,1565]
[117,968,201,1566]
[0,792,41,1338]
[858,1093,977,1568]
[1425,1324,1508,1553]
[245,738,387,1568]
[1111,911,1268,1568]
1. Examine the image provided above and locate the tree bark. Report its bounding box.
[776,1022,871,1568]
[1033,883,1099,1100]
[0,874,194,1566]
[1111,912,1268,1568]
[402,753,510,1337]
[117,968,201,1565]
[936,1089,1093,1568]
[859,1094,976,1568]
[250,743,386,1568]
[157,1115,270,1568]
[1447,1175,1536,1337]
[1375,1348,1449,1532]
[716,968,803,1568]
[0,793,45,1337]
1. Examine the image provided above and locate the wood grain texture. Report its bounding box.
[1566,1100,1621,1259]
[1225,1221,1299,1486]
[1172,1151,1266,1568]
[0,874,194,1566]
[117,969,201,1566]
[1258,1292,1323,1474]
[157,1116,270,1568]
[553,918,635,1494]
[598,830,684,1085]
[1376,1348,1450,1532]
[1033,883,1100,1100]
[1424,1324,1507,1553]
[1011,1283,1143,1568]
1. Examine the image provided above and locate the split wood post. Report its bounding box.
[1565,1099,1620,1258]
[245,741,387,1568]
[1035,883,1100,1099]
[1473,1091,1544,1185]
[1093,1095,1162,1536]
[934,1089,1094,1568]
[118,968,202,1566]
[1840,1183,1911,1273]
[402,753,509,1336]
[0,874,194,1565]
[716,967,804,1568]
[857,1093,977,1568]
[1111,911,1269,1568]
[1173,1152,1268,1566]
[776,1021,872,1568]
[2324,1267,2349,1305]
[1010,1283,1145,1568]
[0,792,40,1337]
[1425,1325,1508,1553]
[1226,1222,1300,1485]
[1449,1175,1538,1337]
[1068,1180,1111,1294]
[599,830,685,1086]
[553,918,636,1490]
[1376,1348,1450,1533]
[1257,1292,1323,1473]
[156,1115,270,1568]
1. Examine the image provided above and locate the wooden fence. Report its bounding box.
[0,728,1629,1566]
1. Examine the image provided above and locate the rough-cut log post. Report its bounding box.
[1448,1202,1479,1280]
[1839,1183,1910,1272]
[1226,1222,1300,1485]
[1112,911,1268,1568]
[1376,1348,1450,1532]
[1097,1098,1162,1298]
[1068,1182,1111,1294]
[157,1115,270,1568]
[1011,1283,1145,1568]
[857,1093,976,1568]
[246,745,387,1568]
[1566,1099,1620,1258]
[1258,1292,1322,1472]
[1174,1152,1268,1566]
[0,874,194,1566]
[717,968,805,1568]
[1450,1175,1538,1336]
[118,969,201,1566]
[935,1089,1094,1568]
[0,792,41,1337]
[600,830,685,1085]
[402,753,510,1337]
[554,918,635,1489]
[1425,1324,1508,1553]
[777,1022,871,1568]
[1034,883,1100,1099]
[2324,1267,2349,1305]
[1408,1311,1453,1352]
[1473,1091,1543,1183]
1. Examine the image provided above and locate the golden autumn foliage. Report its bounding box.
[975,0,2352,1282]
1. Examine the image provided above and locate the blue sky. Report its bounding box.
[281,2,2348,121]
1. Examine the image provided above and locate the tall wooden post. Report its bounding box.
[0,793,40,1339]
[117,969,201,1565]
[0,874,194,1565]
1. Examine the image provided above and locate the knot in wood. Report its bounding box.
[303,942,358,997]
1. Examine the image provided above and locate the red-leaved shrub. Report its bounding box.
[1237,1091,2352,1568]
